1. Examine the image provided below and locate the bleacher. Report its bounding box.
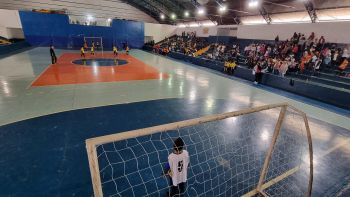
[0,36,31,57]
[145,35,350,109]
[233,53,350,91]
[0,36,11,45]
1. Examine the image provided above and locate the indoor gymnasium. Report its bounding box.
[0,0,350,196]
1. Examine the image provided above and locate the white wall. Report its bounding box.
[0,9,22,28]
[145,23,177,42]
[217,28,237,37]
[237,21,350,43]
[175,24,238,38]
[6,28,24,39]
[0,9,23,39]
[176,26,218,37]
[0,26,8,38]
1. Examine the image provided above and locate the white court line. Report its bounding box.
[241,139,350,197]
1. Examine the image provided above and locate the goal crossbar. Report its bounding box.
[84,37,104,55]
[86,102,313,197]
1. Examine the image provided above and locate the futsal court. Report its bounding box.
[0,48,349,196]
[1,1,350,196]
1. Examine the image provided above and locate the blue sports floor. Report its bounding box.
[0,48,349,196]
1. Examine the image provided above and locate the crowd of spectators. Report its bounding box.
[203,43,241,62]
[152,33,208,56]
[244,32,349,80]
[150,31,350,83]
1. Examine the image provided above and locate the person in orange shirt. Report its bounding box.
[338,58,349,75]
[300,51,312,73]
[339,58,349,70]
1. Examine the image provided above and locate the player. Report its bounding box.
[113,45,118,57]
[83,41,88,49]
[96,41,100,50]
[164,137,189,197]
[80,46,85,58]
[126,45,129,55]
[91,46,95,55]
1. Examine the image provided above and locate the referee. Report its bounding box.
[50,45,57,64]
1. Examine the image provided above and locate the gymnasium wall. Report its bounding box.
[176,26,218,37]
[19,11,144,49]
[237,21,350,43]
[0,9,24,39]
[144,23,177,43]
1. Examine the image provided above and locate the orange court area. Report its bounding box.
[31,53,168,87]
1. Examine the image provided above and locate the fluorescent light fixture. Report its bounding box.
[202,21,216,26]
[160,14,165,20]
[248,0,259,8]
[171,13,176,19]
[219,5,227,13]
[197,7,205,15]
[184,11,189,17]
[189,23,200,27]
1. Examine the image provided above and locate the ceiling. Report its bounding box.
[1,0,349,25]
[124,0,350,25]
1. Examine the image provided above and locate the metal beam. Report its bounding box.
[304,0,317,23]
[259,6,272,24]
[141,0,171,16]
[122,0,160,21]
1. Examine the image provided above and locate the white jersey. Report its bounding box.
[168,150,190,186]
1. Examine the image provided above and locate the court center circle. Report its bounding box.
[72,58,128,66]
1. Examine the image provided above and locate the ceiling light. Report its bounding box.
[184,11,189,17]
[160,14,165,20]
[248,0,259,8]
[171,13,176,19]
[219,5,227,13]
[197,8,205,15]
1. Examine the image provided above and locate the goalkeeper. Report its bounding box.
[164,137,189,197]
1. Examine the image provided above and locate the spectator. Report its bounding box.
[338,58,349,75]
[254,62,262,84]
[275,35,279,43]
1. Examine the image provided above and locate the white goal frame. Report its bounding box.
[84,37,103,55]
[85,102,313,197]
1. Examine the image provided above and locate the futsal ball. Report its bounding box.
[197,0,210,5]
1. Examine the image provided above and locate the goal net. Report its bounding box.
[86,103,313,197]
[84,37,104,54]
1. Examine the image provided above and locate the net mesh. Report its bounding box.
[84,37,103,52]
[94,107,311,197]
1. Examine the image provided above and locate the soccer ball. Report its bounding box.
[197,0,210,5]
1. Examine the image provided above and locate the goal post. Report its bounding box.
[86,103,313,197]
[84,37,104,55]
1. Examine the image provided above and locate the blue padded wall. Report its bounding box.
[19,11,144,49]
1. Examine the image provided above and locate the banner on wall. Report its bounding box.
[203,28,209,35]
